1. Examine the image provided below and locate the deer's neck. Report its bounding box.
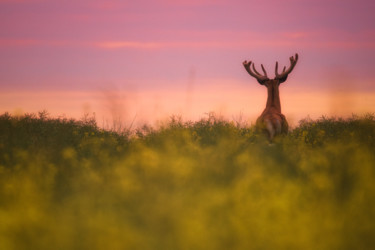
[266,84,281,112]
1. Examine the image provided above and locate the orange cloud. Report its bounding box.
[0,39,73,47]
[1,29,374,51]
[95,41,162,49]
[280,30,375,49]
[0,39,39,46]
[0,0,45,3]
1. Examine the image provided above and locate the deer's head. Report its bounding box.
[243,53,298,87]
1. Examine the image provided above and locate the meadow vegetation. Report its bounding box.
[0,111,375,249]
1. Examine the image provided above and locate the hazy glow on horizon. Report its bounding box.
[0,0,374,126]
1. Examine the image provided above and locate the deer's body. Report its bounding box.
[243,54,298,141]
[256,79,288,140]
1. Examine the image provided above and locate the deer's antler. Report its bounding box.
[243,60,269,84]
[275,53,298,83]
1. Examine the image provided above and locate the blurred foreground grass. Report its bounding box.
[1,112,375,249]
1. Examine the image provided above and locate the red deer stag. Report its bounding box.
[243,53,299,141]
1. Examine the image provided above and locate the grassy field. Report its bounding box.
[1,111,375,249]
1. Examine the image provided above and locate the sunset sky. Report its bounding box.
[1,0,374,127]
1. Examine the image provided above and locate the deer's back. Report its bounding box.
[256,111,288,140]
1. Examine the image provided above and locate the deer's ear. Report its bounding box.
[257,79,266,85]
[277,75,288,84]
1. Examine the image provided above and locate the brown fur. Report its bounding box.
[256,110,288,141]
[253,80,287,141]
[242,54,298,142]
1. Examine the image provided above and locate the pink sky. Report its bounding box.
[1,0,374,127]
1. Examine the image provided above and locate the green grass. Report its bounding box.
[1,112,375,249]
